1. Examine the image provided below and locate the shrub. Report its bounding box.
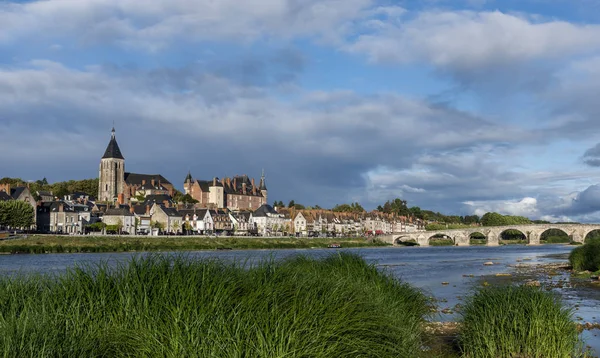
[459,285,581,358]
[0,253,429,357]
[569,241,600,272]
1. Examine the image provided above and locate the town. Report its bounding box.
[0,128,426,237]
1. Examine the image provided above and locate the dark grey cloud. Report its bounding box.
[0,60,529,210]
[584,143,600,167]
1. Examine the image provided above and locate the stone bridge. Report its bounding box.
[380,224,600,246]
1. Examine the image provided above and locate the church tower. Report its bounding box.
[98,127,125,203]
[259,169,268,205]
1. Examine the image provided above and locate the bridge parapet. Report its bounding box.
[384,223,600,247]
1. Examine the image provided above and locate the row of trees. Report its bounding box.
[480,212,531,226]
[0,201,35,230]
[0,177,99,200]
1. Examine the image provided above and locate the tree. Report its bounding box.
[0,201,34,230]
[288,200,295,208]
[116,219,123,234]
[332,202,364,213]
[172,220,181,233]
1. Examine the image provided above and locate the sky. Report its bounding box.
[4,0,600,222]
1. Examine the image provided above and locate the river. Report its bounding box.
[0,244,598,355]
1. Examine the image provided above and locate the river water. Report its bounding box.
[0,244,598,354]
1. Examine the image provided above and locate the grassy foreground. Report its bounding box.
[459,285,581,358]
[0,235,389,254]
[0,253,429,357]
[569,240,600,272]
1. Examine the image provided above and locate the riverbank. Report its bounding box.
[0,235,389,254]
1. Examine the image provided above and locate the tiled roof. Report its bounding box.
[161,207,182,217]
[105,207,133,216]
[10,187,26,200]
[102,130,124,160]
[124,173,172,186]
[0,191,12,201]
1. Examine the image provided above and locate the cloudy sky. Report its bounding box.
[3,0,600,221]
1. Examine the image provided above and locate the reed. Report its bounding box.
[569,241,600,272]
[459,285,582,358]
[0,253,429,357]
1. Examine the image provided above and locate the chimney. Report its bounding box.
[163,200,170,208]
[118,193,124,205]
[251,178,255,187]
[130,205,135,214]
[151,177,155,187]
[231,177,235,189]
[146,205,150,215]
[213,177,217,186]
[58,202,64,212]
[242,182,247,195]
[221,177,225,185]
[142,179,146,186]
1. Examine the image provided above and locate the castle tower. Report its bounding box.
[259,169,268,205]
[184,171,193,195]
[98,127,125,203]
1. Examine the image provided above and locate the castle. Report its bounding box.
[98,128,267,211]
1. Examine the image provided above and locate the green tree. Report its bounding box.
[0,201,35,230]
[172,221,181,233]
[288,200,295,208]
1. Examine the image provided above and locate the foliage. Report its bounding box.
[569,241,600,272]
[480,212,531,226]
[86,222,106,232]
[332,202,365,213]
[0,253,429,357]
[425,223,472,231]
[0,201,35,229]
[500,229,526,241]
[459,285,581,358]
[172,191,198,204]
[272,200,284,207]
[0,177,99,200]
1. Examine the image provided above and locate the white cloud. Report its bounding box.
[346,10,600,70]
[0,0,372,50]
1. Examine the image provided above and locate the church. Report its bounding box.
[98,128,268,211]
[98,127,175,204]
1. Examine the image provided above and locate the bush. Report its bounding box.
[459,285,581,358]
[0,253,429,357]
[569,241,600,272]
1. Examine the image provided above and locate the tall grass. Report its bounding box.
[0,253,429,357]
[459,285,581,358]
[569,241,600,272]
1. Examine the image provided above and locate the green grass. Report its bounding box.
[459,285,582,358]
[541,236,571,244]
[0,235,389,254]
[429,239,455,246]
[0,253,430,357]
[469,238,487,245]
[569,241,600,272]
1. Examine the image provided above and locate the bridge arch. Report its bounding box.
[498,228,528,244]
[584,229,600,244]
[428,233,454,246]
[394,235,419,246]
[469,231,487,245]
[539,228,571,244]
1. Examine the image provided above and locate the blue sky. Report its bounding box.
[3,0,600,221]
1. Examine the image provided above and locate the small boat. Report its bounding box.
[327,243,341,248]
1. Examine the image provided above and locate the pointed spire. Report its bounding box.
[259,169,267,190]
[102,126,124,159]
[185,170,193,183]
